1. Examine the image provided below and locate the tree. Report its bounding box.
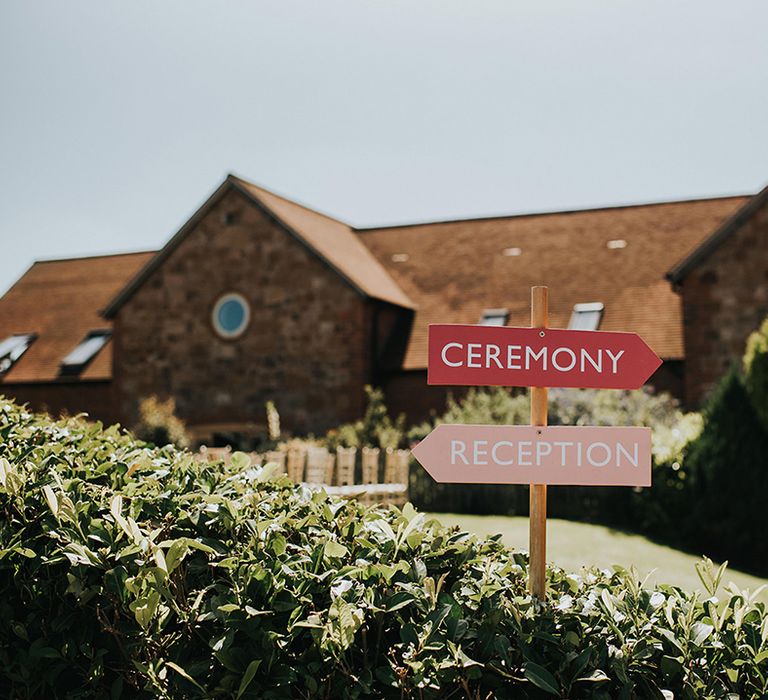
[744,316,768,430]
[683,367,768,574]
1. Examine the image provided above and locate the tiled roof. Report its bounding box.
[0,252,156,383]
[359,196,749,368]
[230,176,415,309]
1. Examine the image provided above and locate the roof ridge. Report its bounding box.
[226,174,352,228]
[354,193,752,233]
[33,249,158,265]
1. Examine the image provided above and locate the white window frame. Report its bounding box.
[211,292,251,339]
[568,302,604,331]
[60,330,111,374]
[0,333,36,374]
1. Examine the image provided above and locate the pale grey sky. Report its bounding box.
[2,1,767,295]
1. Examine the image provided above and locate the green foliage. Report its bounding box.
[409,387,699,462]
[327,386,405,450]
[744,316,768,430]
[408,388,530,442]
[2,398,768,698]
[680,367,768,573]
[132,395,190,449]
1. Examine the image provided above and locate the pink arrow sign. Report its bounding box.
[428,324,662,389]
[412,424,652,486]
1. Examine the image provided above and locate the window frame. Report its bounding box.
[479,308,510,327]
[211,292,251,340]
[59,330,112,376]
[0,333,37,375]
[568,302,604,331]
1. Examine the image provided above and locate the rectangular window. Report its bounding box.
[479,308,509,326]
[60,330,111,376]
[568,302,604,331]
[0,333,36,375]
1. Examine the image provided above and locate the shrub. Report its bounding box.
[744,316,768,430]
[679,367,768,574]
[408,388,530,442]
[132,395,190,449]
[326,386,406,450]
[1,398,768,698]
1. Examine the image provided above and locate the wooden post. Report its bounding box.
[529,286,548,599]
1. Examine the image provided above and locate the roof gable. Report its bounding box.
[230,177,414,309]
[103,176,414,318]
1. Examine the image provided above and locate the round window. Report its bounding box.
[211,293,250,339]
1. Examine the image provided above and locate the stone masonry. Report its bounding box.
[677,200,768,405]
[113,188,373,439]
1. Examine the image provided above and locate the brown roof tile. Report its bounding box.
[359,196,749,368]
[0,251,156,383]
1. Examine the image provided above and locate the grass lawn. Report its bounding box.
[430,513,768,602]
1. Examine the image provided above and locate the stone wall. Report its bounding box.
[678,201,768,405]
[113,187,373,440]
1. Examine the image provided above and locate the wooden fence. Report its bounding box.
[197,445,410,506]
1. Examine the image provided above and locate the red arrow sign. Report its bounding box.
[412,424,652,486]
[427,324,662,389]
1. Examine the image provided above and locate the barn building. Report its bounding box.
[0,174,766,443]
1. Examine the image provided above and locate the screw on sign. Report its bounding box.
[412,287,661,599]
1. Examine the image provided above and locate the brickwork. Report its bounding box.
[678,202,768,405]
[113,188,373,439]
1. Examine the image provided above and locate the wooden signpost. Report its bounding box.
[412,286,662,599]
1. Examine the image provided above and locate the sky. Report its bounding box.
[2,1,768,295]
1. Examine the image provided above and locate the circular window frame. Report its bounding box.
[211,292,251,340]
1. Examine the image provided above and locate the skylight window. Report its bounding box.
[60,330,111,376]
[607,239,627,249]
[503,247,522,257]
[479,308,510,326]
[0,333,36,375]
[568,302,604,331]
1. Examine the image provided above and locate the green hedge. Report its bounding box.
[675,368,768,574]
[1,398,768,698]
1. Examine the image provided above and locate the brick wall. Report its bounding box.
[113,187,374,440]
[679,202,768,405]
